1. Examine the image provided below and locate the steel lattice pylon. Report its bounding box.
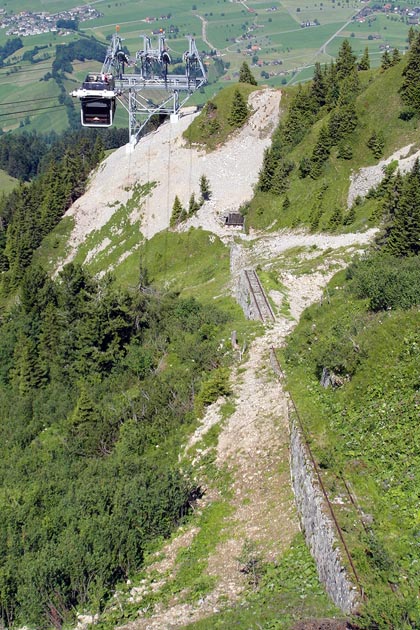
[71,32,207,146]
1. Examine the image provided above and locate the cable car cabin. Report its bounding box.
[76,73,116,127]
[80,96,116,127]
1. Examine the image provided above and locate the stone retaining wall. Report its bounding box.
[289,411,359,614]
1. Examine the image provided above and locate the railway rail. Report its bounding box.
[244,269,275,323]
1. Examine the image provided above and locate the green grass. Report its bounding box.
[245,59,420,233]
[182,533,342,630]
[0,168,18,195]
[278,266,420,627]
[183,83,259,151]
[32,216,75,273]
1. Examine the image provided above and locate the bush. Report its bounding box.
[194,367,231,415]
[347,253,420,311]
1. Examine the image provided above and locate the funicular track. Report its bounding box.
[244,269,275,323]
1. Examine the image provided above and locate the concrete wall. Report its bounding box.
[289,410,360,614]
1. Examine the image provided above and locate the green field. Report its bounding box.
[0,0,417,132]
[0,167,17,194]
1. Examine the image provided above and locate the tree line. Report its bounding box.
[0,127,128,291]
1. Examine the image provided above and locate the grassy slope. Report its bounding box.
[0,168,18,194]
[279,273,420,626]
[246,62,420,232]
[183,82,259,150]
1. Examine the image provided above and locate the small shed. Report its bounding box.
[224,212,245,228]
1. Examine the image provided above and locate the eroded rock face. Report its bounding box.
[347,143,420,207]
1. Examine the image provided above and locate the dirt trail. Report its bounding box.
[115,244,370,630]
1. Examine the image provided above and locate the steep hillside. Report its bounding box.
[55,87,281,273]
[1,37,419,630]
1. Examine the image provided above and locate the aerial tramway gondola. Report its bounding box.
[78,73,116,127]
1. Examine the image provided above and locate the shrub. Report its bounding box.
[347,253,420,311]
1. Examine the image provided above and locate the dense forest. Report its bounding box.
[0,262,230,627]
[0,126,128,290]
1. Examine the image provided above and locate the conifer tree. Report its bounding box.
[10,332,40,395]
[385,160,420,256]
[68,386,102,455]
[170,195,185,227]
[270,160,294,195]
[391,48,401,66]
[381,50,392,71]
[228,88,249,127]
[325,61,339,108]
[239,61,257,85]
[258,147,278,191]
[400,32,420,112]
[336,40,356,81]
[311,62,327,109]
[328,206,344,229]
[310,125,331,178]
[367,131,385,158]
[408,26,417,47]
[188,192,200,215]
[337,142,353,160]
[358,46,370,71]
[199,174,211,201]
[92,135,105,164]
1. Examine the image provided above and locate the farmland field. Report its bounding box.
[0,0,416,132]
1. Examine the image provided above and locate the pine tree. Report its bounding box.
[311,62,327,109]
[10,332,41,395]
[325,61,339,108]
[92,135,105,164]
[188,192,200,215]
[385,160,420,256]
[239,61,257,85]
[282,195,290,211]
[310,125,331,178]
[270,160,294,195]
[199,174,211,201]
[400,32,420,112]
[358,46,370,71]
[258,147,278,190]
[367,131,385,159]
[408,26,417,48]
[336,40,356,81]
[228,88,249,127]
[381,50,392,71]
[328,206,344,229]
[170,195,185,227]
[391,48,401,66]
[298,156,312,179]
[68,386,102,455]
